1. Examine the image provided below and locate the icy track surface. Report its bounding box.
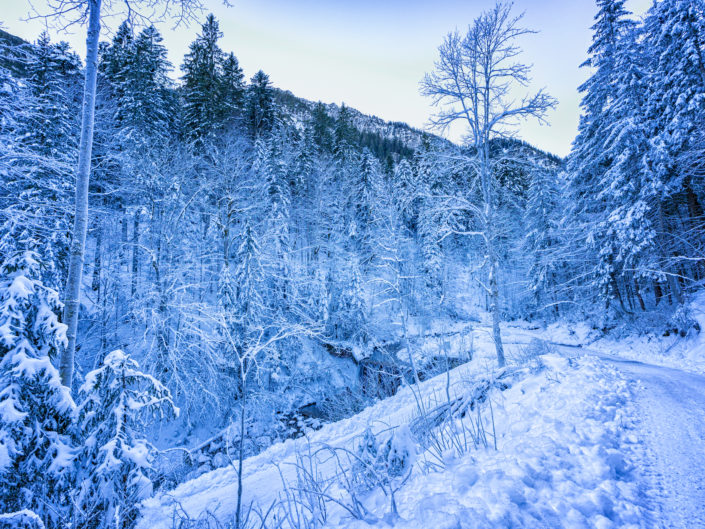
[138,351,655,529]
[598,354,705,529]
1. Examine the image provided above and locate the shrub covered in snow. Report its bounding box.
[666,305,701,338]
[353,426,416,493]
[512,338,554,371]
[350,426,416,518]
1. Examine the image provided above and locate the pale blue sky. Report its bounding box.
[1,0,652,156]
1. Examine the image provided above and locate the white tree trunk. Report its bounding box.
[60,0,102,388]
[489,255,506,368]
[481,141,505,368]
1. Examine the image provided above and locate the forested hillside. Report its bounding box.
[0,14,562,437]
[1,1,704,528]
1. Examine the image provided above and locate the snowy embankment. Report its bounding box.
[586,306,705,377]
[547,291,705,376]
[387,354,643,529]
[138,347,645,529]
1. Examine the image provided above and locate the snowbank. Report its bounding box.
[585,292,705,376]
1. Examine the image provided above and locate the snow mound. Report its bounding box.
[0,510,45,529]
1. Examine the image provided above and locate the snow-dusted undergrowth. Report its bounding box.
[138,350,644,529]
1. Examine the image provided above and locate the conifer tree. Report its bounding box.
[333,103,357,161]
[101,21,134,87]
[127,26,173,142]
[0,61,17,139]
[220,52,245,125]
[566,0,634,210]
[74,350,177,529]
[20,32,80,159]
[0,246,75,527]
[247,70,275,137]
[595,23,655,308]
[181,14,226,140]
[414,142,444,294]
[525,166,562,314]
[330,257,367,344]
[292,126,316,193]
[234,220,264,322]
[259,129,293,305]
[643,0,705,198]
[394,159,418,228]
[641,0,705,301]
[563,0,636,309]
[100,23,174,146]
[351,148,382,255]
[8,33,81,290]
[223,219,266,398]
[310,101,334,152]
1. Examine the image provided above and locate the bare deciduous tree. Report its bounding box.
[421,1,555,367]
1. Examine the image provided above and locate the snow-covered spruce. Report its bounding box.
[0,249,74,527]
[74,350,178,529]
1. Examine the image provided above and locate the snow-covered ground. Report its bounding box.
[385,353,644,529]
[544,292,705,376]
[138,348,651,528]
[587,324,705,378]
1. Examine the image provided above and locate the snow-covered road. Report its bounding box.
[598,354,705,529]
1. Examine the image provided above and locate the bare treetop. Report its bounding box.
[421,2,555,144]
[28,0,224,32]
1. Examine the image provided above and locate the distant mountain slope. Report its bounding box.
[274,87,444,152]
[0,29,33,77]
[273,87,563,173]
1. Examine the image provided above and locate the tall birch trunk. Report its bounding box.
[482,138,506,368]
[489,255,506,368]
[60,0,102,388]
[421,4,555,369]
